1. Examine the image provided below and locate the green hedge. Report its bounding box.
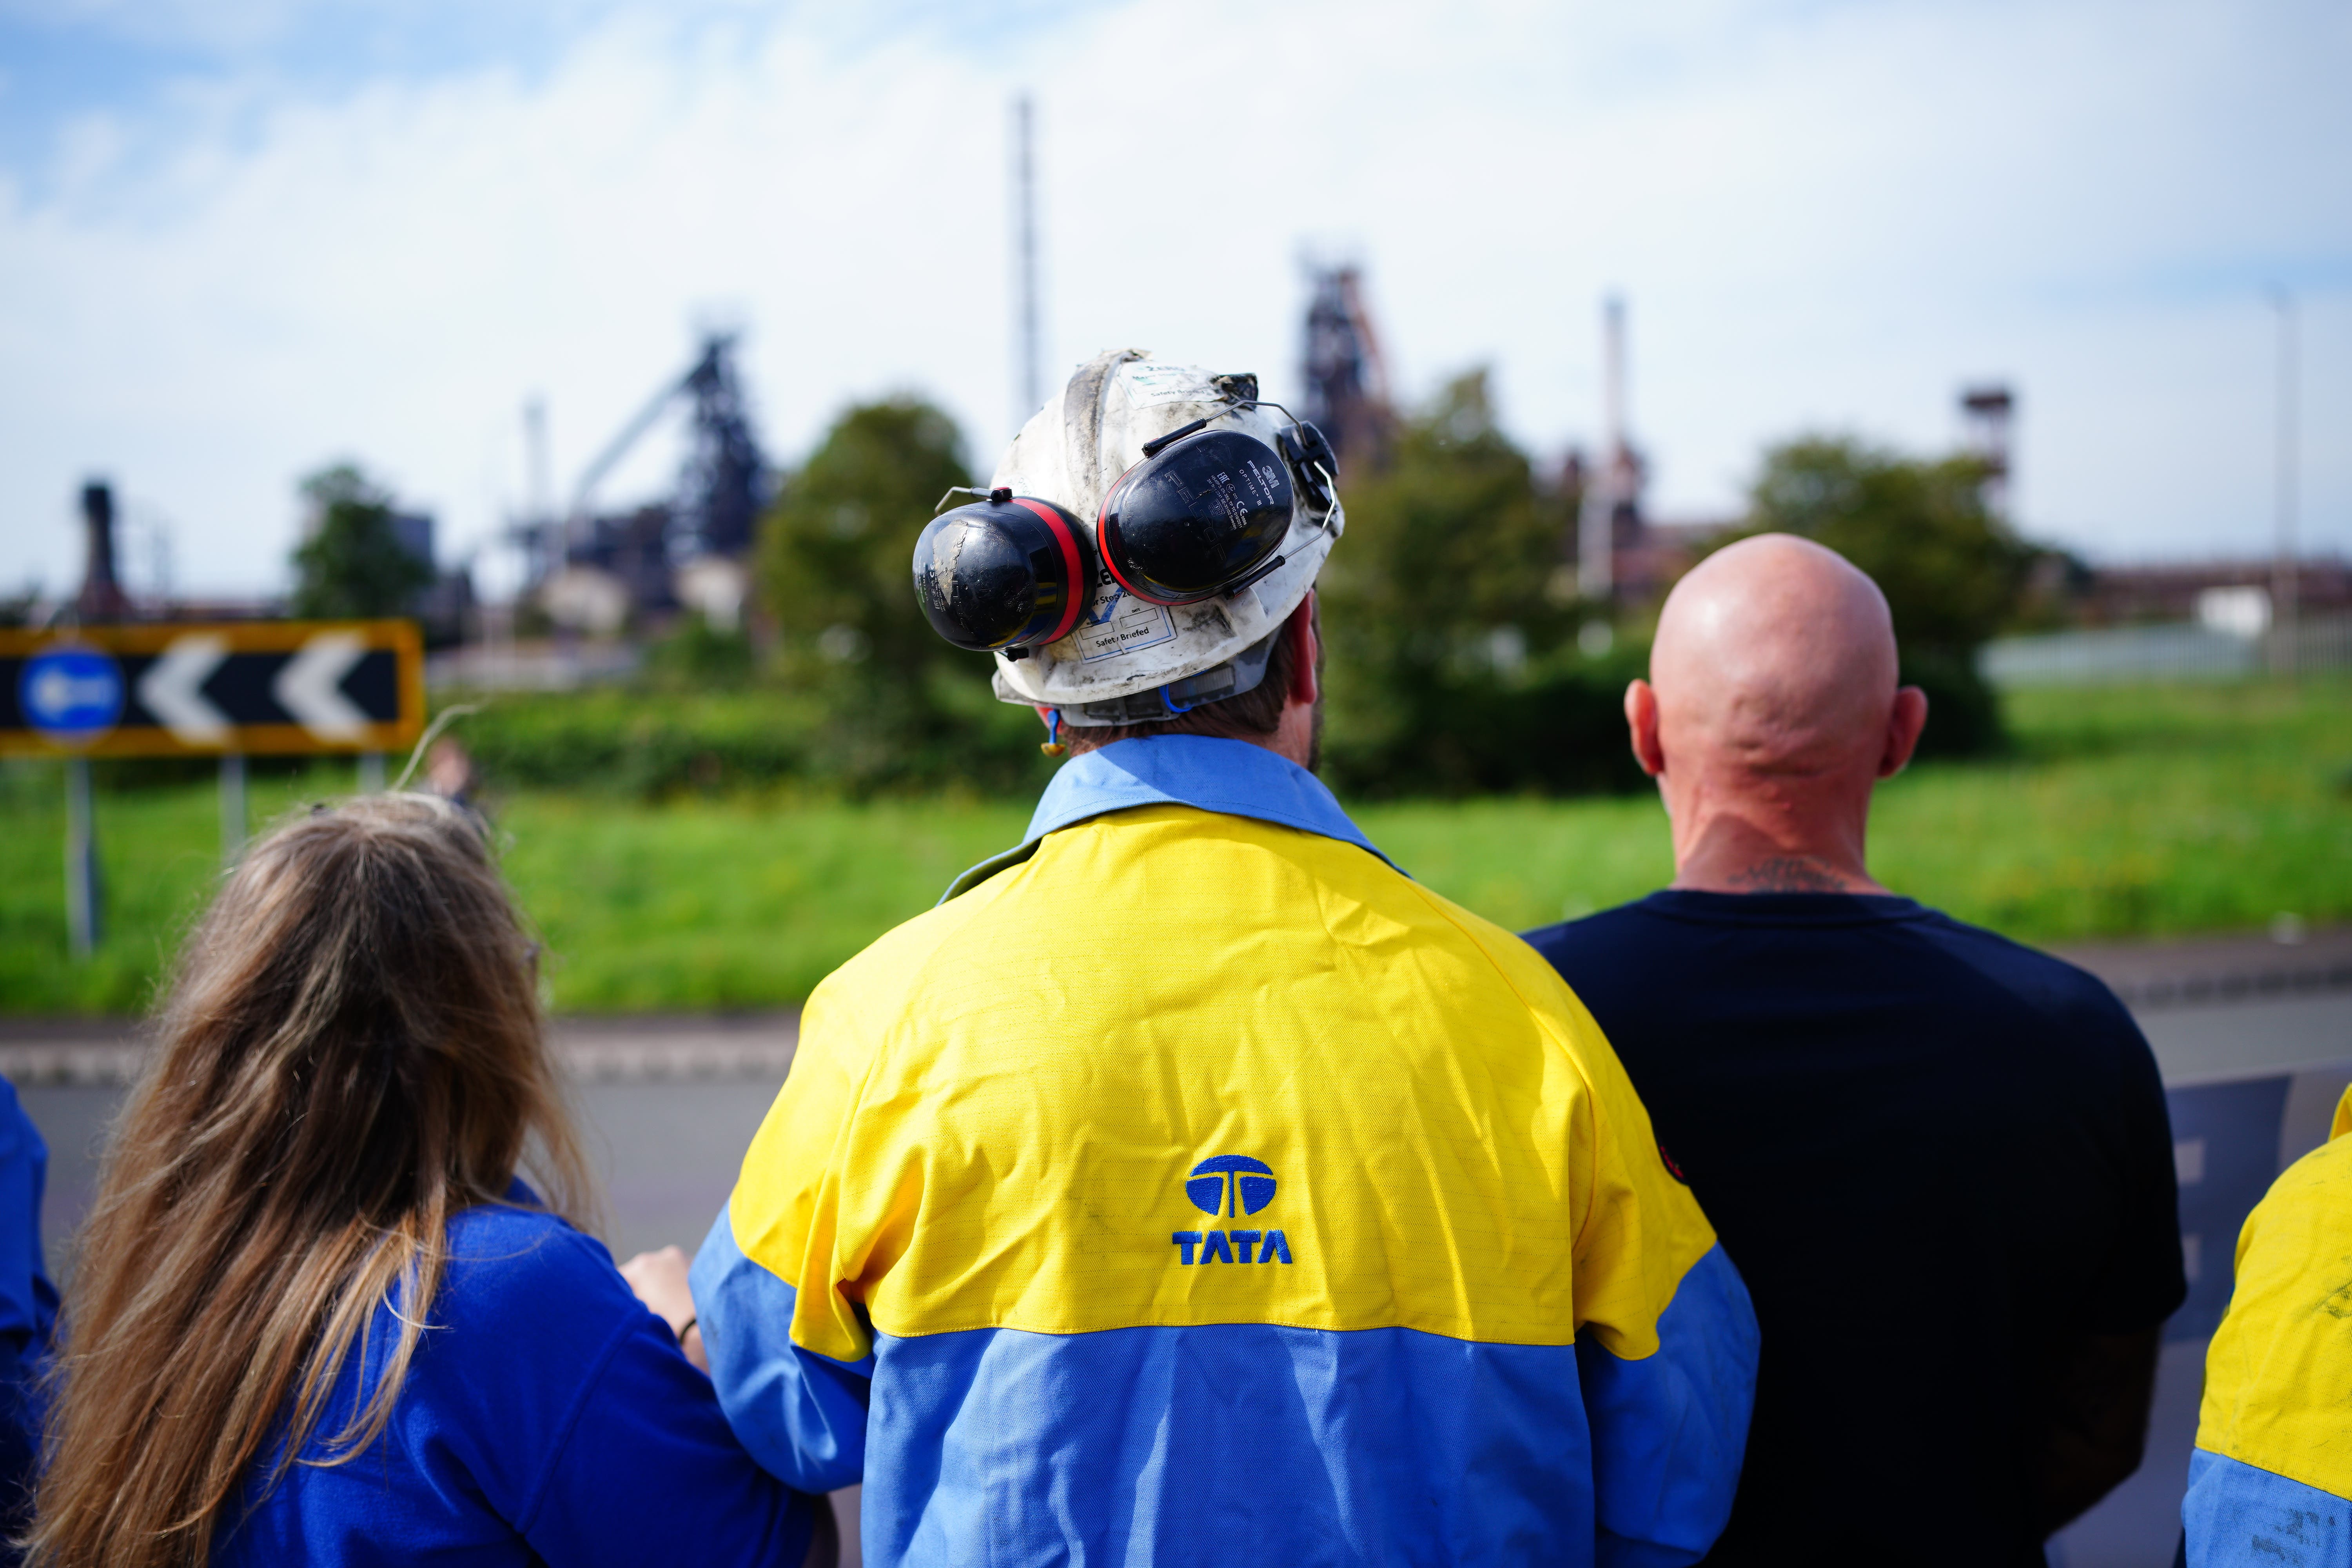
[439,654,1657,804]
[445,674,1059,800]
[453,689,818,796]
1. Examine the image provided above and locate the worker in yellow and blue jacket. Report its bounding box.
[691,352,1759,1566]
[2185,1083,2352,1566]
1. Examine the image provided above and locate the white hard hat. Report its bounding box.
[983,349,1343,720]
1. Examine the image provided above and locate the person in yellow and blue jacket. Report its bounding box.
[689,353,1759,1566]
[2184,1083,2352,1566]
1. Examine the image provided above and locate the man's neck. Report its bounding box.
[1073,715,1327,776]
[1663,783,1887,895]
[1678,854,1886,895]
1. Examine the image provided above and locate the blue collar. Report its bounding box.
[940,735,1397,902]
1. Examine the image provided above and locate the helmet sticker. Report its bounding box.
[1119,362,1218,407]
[1073,576,1178,662]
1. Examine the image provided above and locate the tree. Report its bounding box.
[755,397,1045,792]
[1319,371,1574,661]
[758,399,973,686]
[1735,436,2031,756]
[290,464,431,620]
[1317,371,1642,796]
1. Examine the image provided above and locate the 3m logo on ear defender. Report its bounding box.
[1171,1154,1294,1266]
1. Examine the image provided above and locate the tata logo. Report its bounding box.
[1186,1154,1274,1218]
[1171,1153,1294,1267]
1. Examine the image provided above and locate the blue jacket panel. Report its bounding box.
[696,1191,1756,1567]
[216,1199,815,1568]
[0,1079,54,1560]
[2185,1447,2352,1568]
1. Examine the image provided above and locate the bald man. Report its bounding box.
[1523,535,2184,1567]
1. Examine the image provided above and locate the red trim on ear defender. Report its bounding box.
[1011,497,1087,644]
[1096,467,1178,606]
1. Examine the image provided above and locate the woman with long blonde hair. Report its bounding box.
[29,794,819,1567]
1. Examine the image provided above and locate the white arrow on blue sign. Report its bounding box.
[19,646,125,746]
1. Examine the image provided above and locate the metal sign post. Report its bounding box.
[220,753,248,866]
[4,621,425,956]
[64,757,99,958]
[16,639,125,960]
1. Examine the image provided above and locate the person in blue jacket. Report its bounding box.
[0,1076,58,1565]
[25,793,823,1568]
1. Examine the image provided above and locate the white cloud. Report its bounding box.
[0,0,2345,596]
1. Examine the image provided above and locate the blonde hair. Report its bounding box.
[29,793,594,1568]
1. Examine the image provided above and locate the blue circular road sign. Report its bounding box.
[20,644,125,747]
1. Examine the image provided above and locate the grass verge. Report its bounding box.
[3,677,2345,1014]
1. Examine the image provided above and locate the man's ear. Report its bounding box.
[1625,679,1666,777]
[1879,686,1929,778]
[1033,704,1055,730]
[1287,593,1320,706]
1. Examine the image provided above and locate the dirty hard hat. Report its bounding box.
[914,349,1343,724]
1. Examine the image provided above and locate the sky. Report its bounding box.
[1,0,2346,599]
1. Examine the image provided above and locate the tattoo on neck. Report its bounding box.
[1729,857,1852,893]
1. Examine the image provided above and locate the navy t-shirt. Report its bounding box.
[1523,892,2185,1568]
[214,1194,817,1567]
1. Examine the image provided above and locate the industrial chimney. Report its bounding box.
[76,479,133,623]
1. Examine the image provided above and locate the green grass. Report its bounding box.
[497,797,1031,1010]
[4,678,2347,1015]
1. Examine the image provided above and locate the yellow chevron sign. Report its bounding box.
[0,621,424,758]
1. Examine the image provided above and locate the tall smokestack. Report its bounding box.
[76,479,132,623]
[2271,288,2299,677]
[525,397,551,526]
[1578,296,1627,603]
[1601,294,1626,465]
[1011,94,1041,430]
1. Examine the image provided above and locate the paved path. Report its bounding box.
[2053,927,2352,1012]
[0,1011,802,1088]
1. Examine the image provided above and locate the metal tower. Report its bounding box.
[1302,265,1392,469]
[676,335,767,560]
[563,332,770,567]
[1959,384,2015,522]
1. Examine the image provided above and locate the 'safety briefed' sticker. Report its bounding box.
[1074,579,1178,663]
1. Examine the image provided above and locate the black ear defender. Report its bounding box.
[912,381,1345,656]
[911,487,1096,658]
[1097,430,1296,607]
[1096,401,1342,609]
